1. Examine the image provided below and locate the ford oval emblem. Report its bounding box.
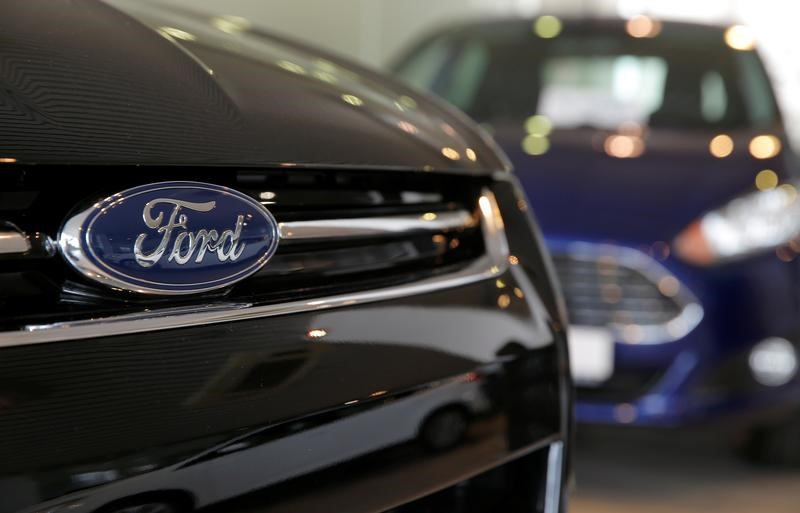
[58,181,280,295]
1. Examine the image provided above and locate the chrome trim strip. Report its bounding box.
[562,242,704,344]
[544,441,564,513]
[0,190,507,347]
[0,223,55,258]
[278,210,475,241]
[0,229,31,254]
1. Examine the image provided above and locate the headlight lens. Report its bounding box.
[675,183,800,265]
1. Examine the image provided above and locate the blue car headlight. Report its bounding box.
[675,182,800,265]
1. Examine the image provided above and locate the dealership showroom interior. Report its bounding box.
[3,0,800,512]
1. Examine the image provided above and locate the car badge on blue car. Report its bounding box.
[58,181,280,295]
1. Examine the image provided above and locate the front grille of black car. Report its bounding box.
[551,252,683,328]
[0,167,489,330]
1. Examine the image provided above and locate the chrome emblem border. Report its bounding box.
[58,181,280,295]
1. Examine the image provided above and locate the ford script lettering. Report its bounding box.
[58,181,280,295]
[134,199,245,267]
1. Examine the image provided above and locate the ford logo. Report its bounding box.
[58,181,280,295]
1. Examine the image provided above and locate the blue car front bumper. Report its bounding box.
[552,239,800,427]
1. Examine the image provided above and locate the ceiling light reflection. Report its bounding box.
[522,134,550,155]
[709,134,734,158]
[604,134,644,158]
[626,15,662,38]
[755,169,779,191]
[749,135,781,159]
[534,15,563,38]
[725,25,756,51]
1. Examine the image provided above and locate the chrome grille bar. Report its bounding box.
[0,223,55,258]
[278,210,476,242]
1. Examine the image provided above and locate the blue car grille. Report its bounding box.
[551,253,683,328]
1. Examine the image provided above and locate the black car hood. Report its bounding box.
[0,0,506,173]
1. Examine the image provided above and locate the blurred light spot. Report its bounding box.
[398,95,418,110]
[490,265,500,274]
[749,337,797,386]
[779,183,798,202]
[658,276,680,297]
[517,199,528,212]
[497,294,511,309]
[597,255,618,275]
[397,121,418,134]
[211,15,252,34]
[604,134,644,158]
[626,15,662,38]
[621,324,644,344]
[421,212,438,221]
[307,328,327,339]
[341,94,363,107]
[466,148,477,161]
[370,390,388,397]
[508,255,520,265]
[776,246,796,262]
[432,234,446,245]
[513,287,524,299]
[441,147,461,160]
[755,169,779,191]
[524,114,552,136]
[0,157,17,163]
[449,238,460,249]
[277,60,306,75]
[495,279,506,289]
[533,15,562,38]
[158,26,196,41]
[749,135,781,159]
[709,134,734,158]
[614,403,638,424]
[441,123,456,137]
[522,134,550,155]
[259,191,276,200]
[315,59,337,72]
[312,70,337,83]
[725,25,756,51]
[344,399,359,405]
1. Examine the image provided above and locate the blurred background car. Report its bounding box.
[392,16,800,462]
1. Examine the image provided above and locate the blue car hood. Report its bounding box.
[497,126,789,245]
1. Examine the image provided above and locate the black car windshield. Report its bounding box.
[394,21,778,131]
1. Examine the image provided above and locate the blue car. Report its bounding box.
[394,17,800,461]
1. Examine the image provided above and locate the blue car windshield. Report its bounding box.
[394,23,778,131]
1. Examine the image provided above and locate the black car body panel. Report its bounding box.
[0,0,507,172]
[0,2,569,513]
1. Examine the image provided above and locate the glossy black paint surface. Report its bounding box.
[0,0,506,173]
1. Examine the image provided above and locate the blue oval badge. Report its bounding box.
[58,181,280,295]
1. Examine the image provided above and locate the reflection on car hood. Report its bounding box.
[498,127,790,244]
[0,0,506,173]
